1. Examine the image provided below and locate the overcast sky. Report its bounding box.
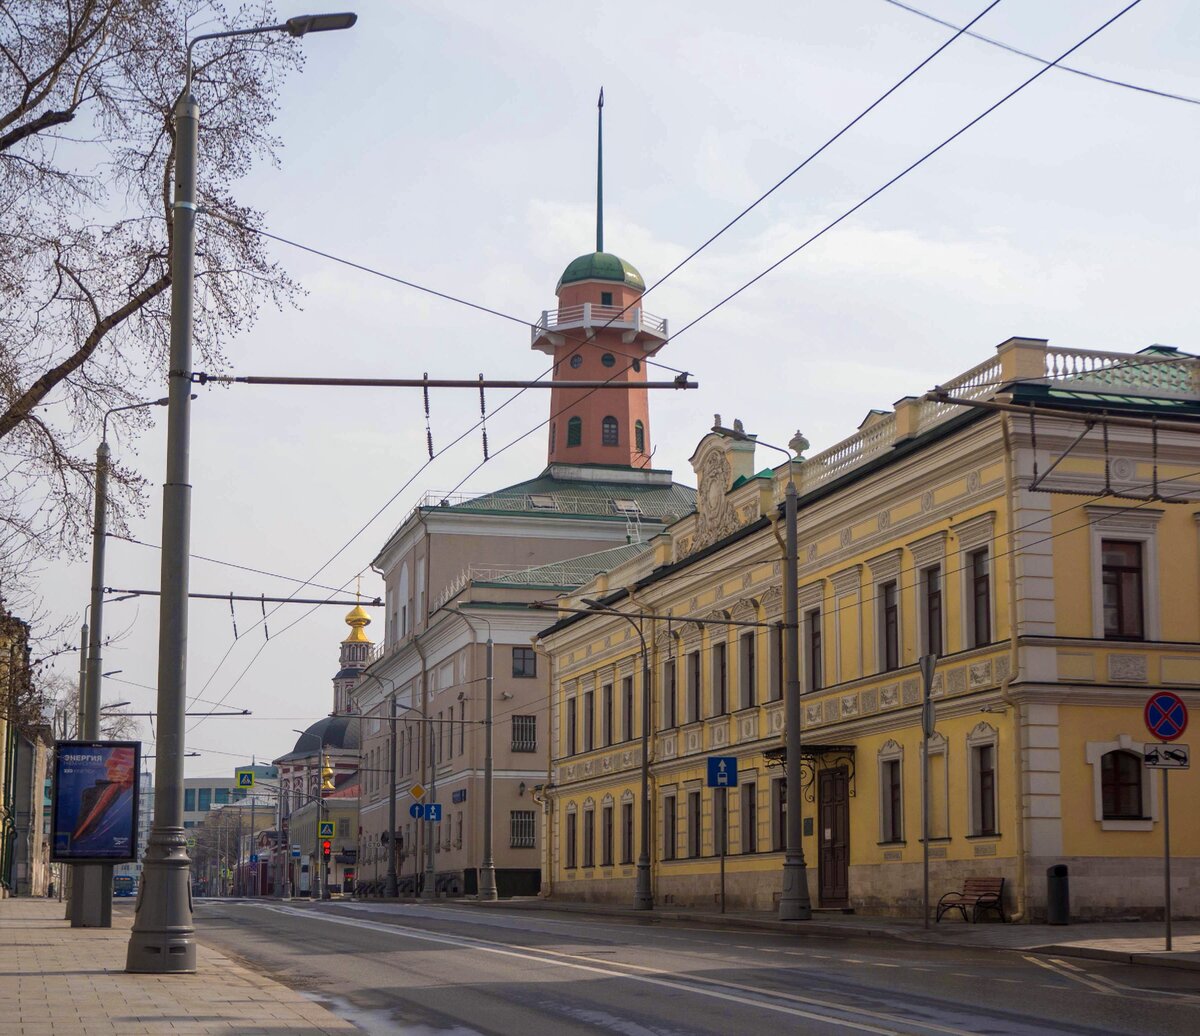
[36,0,1200,780]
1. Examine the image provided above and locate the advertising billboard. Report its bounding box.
[51,741,141,864]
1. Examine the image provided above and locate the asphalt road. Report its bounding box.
[189,898,1200,1035]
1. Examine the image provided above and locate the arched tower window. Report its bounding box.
[602,416,619,446]
[567,417,582,447]
[550,422,557,453]
[1101,749,1144,819]
[635,420,645,453]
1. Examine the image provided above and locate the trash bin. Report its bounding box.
[1046,864,1069,925]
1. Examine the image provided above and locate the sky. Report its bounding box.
[33,0,1200,781]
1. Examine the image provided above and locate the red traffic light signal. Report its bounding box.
[321,840,332,858]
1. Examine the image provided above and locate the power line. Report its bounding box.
[880,0,1200,106]
[112,535,350,595]
[671,1,1146,343]
[632,0,1004,307]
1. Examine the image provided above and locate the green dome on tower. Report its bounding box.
[556,251,645,294]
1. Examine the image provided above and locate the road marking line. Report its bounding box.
[1023,955,1112,994]
[260,904,974,1035]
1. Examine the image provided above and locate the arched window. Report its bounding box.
[635,420,645,452]
[550,422,556,453]
[1101,750,1144,819]
[602,416,619,446]
[567,416,582,447]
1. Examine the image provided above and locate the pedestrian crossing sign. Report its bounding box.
[319,821,334,837]
[236,769,255,788]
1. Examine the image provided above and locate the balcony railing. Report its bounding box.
[770,340,1200,502]
[531,303,668,344]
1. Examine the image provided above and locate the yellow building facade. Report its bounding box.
[538,338,1200,921]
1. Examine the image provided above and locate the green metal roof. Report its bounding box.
[484,542,651,589]
[556,251,645,293]
[433,471,695,524]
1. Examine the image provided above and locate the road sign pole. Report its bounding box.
[1163,766,1172,952]
[718,786,726,915]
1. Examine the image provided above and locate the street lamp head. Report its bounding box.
[100,700,132,711]
[285,12,358,36]
[581,597,604,610]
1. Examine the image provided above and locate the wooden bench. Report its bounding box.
[936,877,1006,923]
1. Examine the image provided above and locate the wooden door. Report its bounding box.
[818,767,849,906]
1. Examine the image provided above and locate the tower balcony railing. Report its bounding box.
[531,303,668,345]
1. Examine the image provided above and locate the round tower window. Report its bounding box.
[632,359,641,372]
[601,353,616,368]
[569,354,583,369]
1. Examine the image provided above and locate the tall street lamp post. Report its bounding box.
[712,424,812,921]
[71,399,166,928]
[451,608,497,901]
[126,11,356,974]
[581,598,653,910]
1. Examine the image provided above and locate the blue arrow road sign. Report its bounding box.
[707,756,737,788]
[409,803,424,820]
[425,803,443,822]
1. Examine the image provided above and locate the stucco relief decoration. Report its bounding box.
[1109,654,1148,682]
[694,448,738,550]
[902,679,919,705]
[839,527,852,548]
[861,688,879,713]
[841,695,859,718]
[686,731,700,752]
[807,544,818,563]
[969,660,994,689]
[1111,457,1135,480]
[921,490,934,512]
[878,510,891,532]
[881,684,899,709]
[806,702,823,726]
[948,668,968,694]
[770,710,784,733]
[760,585,782,614]
[824,699,839,723]
[995,656,1011,683]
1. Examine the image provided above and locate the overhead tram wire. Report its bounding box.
[214,2,1000,374]
[111,534,350,595]
[881,0,1200,106]
[181,2,1002,663]
[670,0,1147,344]
[178,2,1004,719]
[628,0,1004,309]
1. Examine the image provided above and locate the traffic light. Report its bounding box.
[322,839,332,858]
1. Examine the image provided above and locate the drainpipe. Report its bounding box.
[1000,412,1027,923]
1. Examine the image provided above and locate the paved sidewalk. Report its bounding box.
[0,897,357,1035]
[458,895,1200,971]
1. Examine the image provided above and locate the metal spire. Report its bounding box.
[596,87,604,253]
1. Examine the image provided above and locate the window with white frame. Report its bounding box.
[662,793,677,861]
[868,550,903,673]
[922,566,943,658]
[952,513,995,650]
[565,806,577,868]
[967,723,999,836]
[1086,507,1161,641]
[661,658,677,729]
[686,649,702,722]
[1085,734,1158,831]
[878,740,904,843]
[739,632,756,709]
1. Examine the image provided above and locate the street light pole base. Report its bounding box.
[634,861,653,910]
[126,829,196,973]
[478,863,498,901]
[384,873,399,898]
[777,859,812,921]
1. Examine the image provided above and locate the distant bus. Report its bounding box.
[113,875,136,897]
